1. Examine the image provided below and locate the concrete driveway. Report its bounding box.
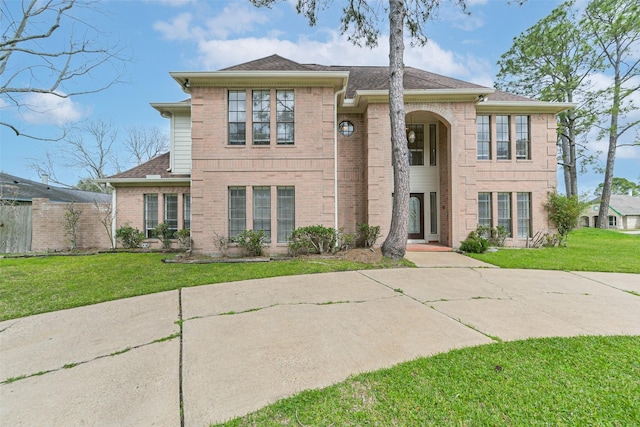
[2,253,639,426]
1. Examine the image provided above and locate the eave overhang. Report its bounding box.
[150,102,191,118]
[476,101,576,114]
[97,178,191,186]
[340,88,495,113]
[170,71,350,93]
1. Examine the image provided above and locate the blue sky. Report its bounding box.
[1,0,638,196]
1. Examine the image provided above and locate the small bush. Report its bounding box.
[235,229,267,257]
[154,222,174,249]
[460,231,489,254]
[288,225,335,254]
[115,224,145,249]
[358,223,381,248]
[174,229,191,250]
[334,228,357,251]
[476,225,509,247]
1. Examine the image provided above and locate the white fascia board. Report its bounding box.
[96,178,191,185]
[345,88,495,108]
[477,101,576,114]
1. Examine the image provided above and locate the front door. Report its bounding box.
[408,193,425,240]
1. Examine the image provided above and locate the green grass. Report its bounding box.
[215,335,640,426]
[0,253,410,321]
[469,228,640,273]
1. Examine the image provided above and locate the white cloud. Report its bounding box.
[20,93,88,126]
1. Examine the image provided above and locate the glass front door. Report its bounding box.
[408,193,424,240]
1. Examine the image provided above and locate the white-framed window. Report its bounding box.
[517,192,531,238]
[429,124,437,166]
[277,186,295,243]
[276,90,294,144]
[252,90,270,145]
[144,194,158,238]
[164,194,178,237]
[183,194,191,230]
[496,115,511,160]
[478,192,492,228]
[477,115,490,160]
[608,216,617,227]
[516,115,530,160]
[407,124,424,166]
[228,90,246,145]
[228,187,246,239]
[498,192,512,236]
[253,186,271,242]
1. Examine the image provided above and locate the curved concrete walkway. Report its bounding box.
[1,253,639,426]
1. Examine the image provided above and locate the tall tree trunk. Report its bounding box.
[597,65,620,229]
[381,0,410,261]
[560,132,573,196]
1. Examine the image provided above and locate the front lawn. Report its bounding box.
[469,228,640,273]
[216,335,640,426]
[0,252,408,321]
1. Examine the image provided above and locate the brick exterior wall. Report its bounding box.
[114,185,191,249]
[31,198,112,252]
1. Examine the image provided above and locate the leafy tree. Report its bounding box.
[496,0,601,198]
[0,0,128,141]
[594,177,640,197]
[250,0,469,260]
[545,192,587,247]
[581,0,640,228]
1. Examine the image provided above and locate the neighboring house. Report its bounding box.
[0,173,112,253]
[103,54,572,254]
[581,195,640,230]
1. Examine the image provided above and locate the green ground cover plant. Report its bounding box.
[470,228,640,273]
[215,335,640,426]
[0,253,409,321]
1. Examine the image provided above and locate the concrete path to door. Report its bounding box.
[2,252,639,426]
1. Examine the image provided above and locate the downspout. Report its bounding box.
[334,85,347,235]
[109,183,116,249]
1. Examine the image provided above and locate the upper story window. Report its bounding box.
[429,124,437,166]
[407,124,424,166]
[477,115,490,160]
[252,90,270,145]
[228,90,246,145]
[276,90,294,145]
[516,115,530,160]
[496,115,511,160]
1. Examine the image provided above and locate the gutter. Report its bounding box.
[334,84,347,234]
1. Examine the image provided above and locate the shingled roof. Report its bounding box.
[108,153,190,180]
[218,55,506,99]
[591,195,640,216]
[0,173,111,203]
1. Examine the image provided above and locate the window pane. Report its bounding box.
[253,187,271,242]
[144,194,158,238]
[277,186,295,243]
[517,192,531,238]
[228,90,246,145]
[478,192,492,228]
[252,90,270,145]
[496,115,510,160]
[276,90,294,144]
[430,192,438,234]
[429,124,437,166]
[477,115,490,160]
[516,115,530,160]
[498,192,512,236]
[164,194,178,237]
[228,187,246,240]
[407,124,424,166]
[183,194,191,230]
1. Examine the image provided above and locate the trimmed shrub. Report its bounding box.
[460,231,489,254]
[154,222,173,249]
[358,223,381,248]
[235,229,267,257]
[115,223,145,249]
[288,225,335,254]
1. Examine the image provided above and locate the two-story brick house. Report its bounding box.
[104,54,572,254]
